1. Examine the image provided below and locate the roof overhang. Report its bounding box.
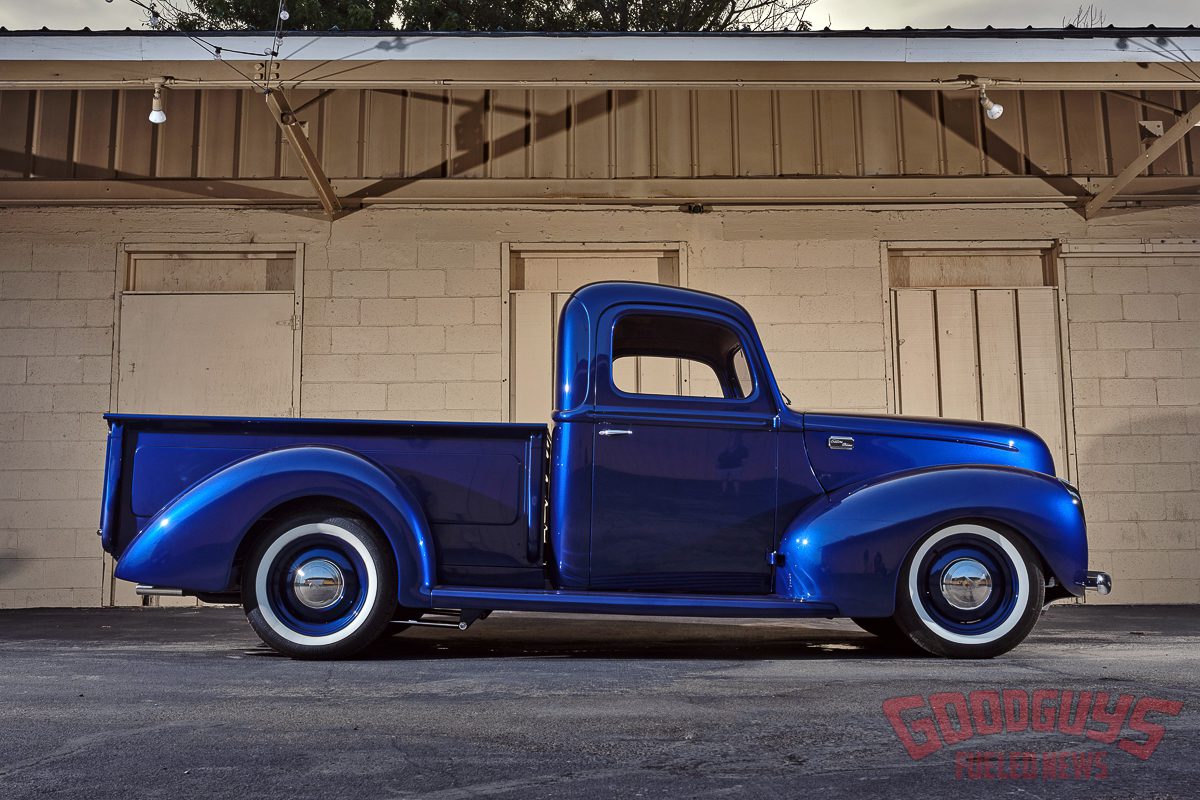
[2,30,1200,89]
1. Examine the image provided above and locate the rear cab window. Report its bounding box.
[608,312,757,402]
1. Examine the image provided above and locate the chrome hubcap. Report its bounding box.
[939,558,993,611]
[291,558,345,610]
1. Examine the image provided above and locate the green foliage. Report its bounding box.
[397,0,814,32]
[166,0,813,32]
[174,0,400,31]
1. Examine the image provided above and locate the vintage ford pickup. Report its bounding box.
[99,281,1112,659]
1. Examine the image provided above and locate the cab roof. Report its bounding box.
[567,281,756,329]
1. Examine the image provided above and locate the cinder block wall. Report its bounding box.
[302,242,503,422]
[301,237,889,423]
[0,242,113,607]
[1,205,1198,607]
[690,239,887,412]
[1063,244,1200,603]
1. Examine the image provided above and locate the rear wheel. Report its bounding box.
[893,522,1044,659]
[242,511,397,659]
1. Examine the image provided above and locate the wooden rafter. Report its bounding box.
[1083,95,1200,218]
[4,176,1200,207]
[264,89,342,218]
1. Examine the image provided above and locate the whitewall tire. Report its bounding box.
[242,511,397,659]
[893,523,1045,658]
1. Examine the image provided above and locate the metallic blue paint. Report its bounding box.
[97,422,123,554]
[101,280,1099,627]
[589,418,779,593]
[775,465,1088,617]
[547,420,593,589]
[130,445,258,517]
[113,445,438,606]
[803,412,1057,491]
[555,292,593,415]
[555,282,791,416]
[556,284,804,594]
[103,414,548,592]
[431,586,838,617]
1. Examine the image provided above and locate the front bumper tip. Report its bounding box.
[1084,571,1113,596]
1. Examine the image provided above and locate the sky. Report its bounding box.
[0,0,1196,31]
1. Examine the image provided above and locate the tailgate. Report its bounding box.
[97,419,124,555]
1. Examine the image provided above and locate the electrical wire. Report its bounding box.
[263,0,287,92]
[114,0,293,92]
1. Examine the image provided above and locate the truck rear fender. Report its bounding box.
[113,446,435,606]
[775,465,1088,617]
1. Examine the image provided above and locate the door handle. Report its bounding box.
[599,428,634,437]
[827,435,854,451]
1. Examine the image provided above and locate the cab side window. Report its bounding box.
[610,313,755,401]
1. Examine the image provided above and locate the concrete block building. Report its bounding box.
[0,28,1198,606]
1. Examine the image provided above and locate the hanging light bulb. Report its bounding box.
[148,85,167,124]
[279,7,290,21]
[979,87,1004,121]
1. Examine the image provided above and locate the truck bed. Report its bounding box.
[100,414,549,590]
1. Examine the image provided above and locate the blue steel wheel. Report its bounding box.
[894,523,1045,659]
[242,512,397,660]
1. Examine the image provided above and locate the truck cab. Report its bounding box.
[100,281,1111,660]
[549,282,797,595]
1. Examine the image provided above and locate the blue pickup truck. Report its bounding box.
[99,281,1111,659]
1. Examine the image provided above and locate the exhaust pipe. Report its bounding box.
[135,585,184,597]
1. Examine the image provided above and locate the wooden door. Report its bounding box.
[111,246,300,606]
[508,248,680,422]
[891,287,1068,473]
[117,293,296,416]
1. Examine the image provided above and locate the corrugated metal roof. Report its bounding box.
[7,83,1174,182]
[1,28,1199,64]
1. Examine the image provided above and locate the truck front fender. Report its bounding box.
[776,465,1088,617]
[113,446,436,606]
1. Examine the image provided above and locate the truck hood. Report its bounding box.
[799,412,1057,494]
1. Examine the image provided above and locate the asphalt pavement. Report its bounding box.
[0,604,1196,799]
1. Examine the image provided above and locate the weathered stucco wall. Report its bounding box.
[0,203,1197,607]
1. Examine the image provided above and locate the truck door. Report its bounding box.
[588,308,779,594]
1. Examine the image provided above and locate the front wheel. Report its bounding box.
[893,522,1045,659]
[242,511,397,659]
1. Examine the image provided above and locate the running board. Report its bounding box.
[393,608,490,630]
[428,587,838,618]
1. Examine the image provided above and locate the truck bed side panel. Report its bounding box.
[106,415,548,589]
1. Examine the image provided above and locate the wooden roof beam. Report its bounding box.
[6,176,1200,206]
[264,89,342,219]
[1084,95,1200,219]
